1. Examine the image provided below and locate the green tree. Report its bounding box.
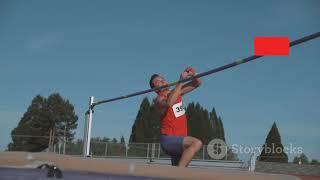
[310,159,319,165]
[8,93,78,152]
[146,104,161,142]
[120,135,127,155]
[293,153,309,164]
[217,117,225,142]
[120,136,125,144]
[186,102,197,137]
[47,93,78,151]
[187,102,212,144]
[129,97,161,143]
[258,122,288,163]
[8,95,48,151]
[209,108,224,141]
[208,108,226,142]
[112,138,117,143]
[300,153,309,164]
[129,97,151,143]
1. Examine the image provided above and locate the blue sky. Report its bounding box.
[1,0,319,161]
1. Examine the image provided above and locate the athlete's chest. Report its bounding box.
[159,92,186,118]
[171,100,186,118]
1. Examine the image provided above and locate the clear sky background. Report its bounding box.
[1,0,319,161]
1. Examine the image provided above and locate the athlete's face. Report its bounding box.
[152,76,169,90]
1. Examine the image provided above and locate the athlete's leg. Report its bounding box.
[171,154,181,166]
[160,135,184,166]
[178,136,202,167]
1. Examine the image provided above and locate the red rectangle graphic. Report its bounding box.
[254,37,289,56]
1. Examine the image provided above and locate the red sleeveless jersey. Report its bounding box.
[160,95,188,136]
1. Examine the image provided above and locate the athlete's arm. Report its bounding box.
[156,84,183,108]
[181,67,202,95]
[155,71,188,108]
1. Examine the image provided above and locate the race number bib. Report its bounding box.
[172,102,185,118]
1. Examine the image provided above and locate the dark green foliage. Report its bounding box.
[209,108,225,142]
[120,136,125,144]
[293,153,309,164]
[258,122,288,163]
[129,97,150,143]
[111,138,117,143]
[217,117,225,141]
[186,102,215,145]
[129,97,160,143]
[47,93,78,141]
[8,95,48,152]
[310,159,319,165]
[8,93,78,152]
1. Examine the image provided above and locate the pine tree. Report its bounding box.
[186,102,197,136]
[299,153,309,164]
[210,108,220,140]
[120,136,125,144]
[8,93,78,152]
[217,116,226,142]
[258,122,288,163]
[201,108,211,144]
[129,97,150,143]
[47,93,78,151]
[310,159,319,165]
[293,153,309,164]
[146,104,161,142]
[129,97,161,143]
[111,138,117,143]
[187,103,209,144]
[9,95,48,151]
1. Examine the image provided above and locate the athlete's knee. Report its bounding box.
[182,136,202,151]
[192,138,202,151]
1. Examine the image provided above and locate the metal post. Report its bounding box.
[151,143,156,160]
[225,147,228,160]
[83,96,94,157]
[63,136,66,154]
[249,152,256,171]
[104,142,108,156]
[125,143,128,157]
[158,144,161,159]
[63,119,67,155]
[58,139,62,154]
[147,144,150,158]
[202,146,205,160]
[83,112,89,156]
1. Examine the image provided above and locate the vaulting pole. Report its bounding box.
[92,32,320,108]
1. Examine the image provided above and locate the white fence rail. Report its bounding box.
[52,141,248,169]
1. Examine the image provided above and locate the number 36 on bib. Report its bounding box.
[172,102,185,118]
